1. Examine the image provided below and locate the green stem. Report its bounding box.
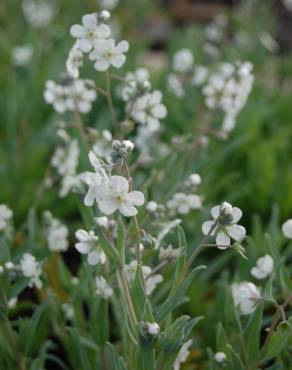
[105,72,118,130]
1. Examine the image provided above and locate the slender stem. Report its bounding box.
[100,347,109,370]
[74,108,89,151]
[235,307,250,369]
[105,72,118,129]
[146,260,169,279]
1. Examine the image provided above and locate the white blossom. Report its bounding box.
[22,0,54,28]
[20,253,42,289]
[191,65,208,86]
[95,276,113,299]
[124,260,163,295]
[167,74,185,98]
[167,193,202,214]
[159,245,182,261]
[282,219,292,239]
[62,303,74,320]
[231,281,261,315]
[75,229,106,265]
[214,352,227,363]
[121,67,150,101]
[202,202,246,249]
[70,13,111,53]
[44,212,69,252]
[146,201,158,212]
[98,176,144,217]
[66,42,84,79]
[173,49,194,73]
[8,297,18,309]
[173,340,192,370]
[251,255,274,280]
[44,80,69,114]
[146,322,160,336]
[99,0,119,10]
[67,79,97,113]
[0,204,13,231]
[89,38,129,71]
[12,45,33,66]
[5,261,15,270]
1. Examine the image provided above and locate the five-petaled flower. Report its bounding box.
[75,229,106,265]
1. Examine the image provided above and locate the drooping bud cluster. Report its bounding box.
[111,139,134,164]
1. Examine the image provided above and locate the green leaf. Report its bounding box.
[216,322,228,350]
[131,268,154,322]
[90,298,109,346]
[135,325,156,370]
[106,342,128,370]
[156,265,206,321]
[243,303,263,364]
[116,216,126,264]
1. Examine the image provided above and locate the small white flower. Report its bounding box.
[121,67,150,101]
[89,38,129,71]
[231,281,261,315]
[95,276,113,299]
[99,0,119,10]
[70,13,111,53]
[0,204,13,231]
[146,322,160,336]
[130,90,167,131]
[20,253,42,289]
[251,255,274,280]
[146,201,158,212]
[98,176,144,217]
[95,216,110,228]
[173,49,194,73]
[75,229,106,266]
[66,42,83,78]
[282,219,292,239]
[167,74,185,98]
[12,45,33,66]
[202,202,246,249]
[62,303,74,320]
[0,265,4,274]
[167,193,202,214]
[191,65,208,86]
[44,80,69,114]
[188,173,201,186]
[45,212,69,252]
[22,0,54,28]
[67,79,97,114]
[173,340,192,370]
[8,297,18,309]
[124,261,163,295]
[159,245,182,261]
[5,261,14,270]
[214,352,227,363]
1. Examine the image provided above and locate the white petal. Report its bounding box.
[211,205,220,219]
[232,207,242,223]
[227,224,246,241]
[87,251,99,265]
[84,189,95,206]
[97,24,111,38]
[251,267,267,280]
[216,232,230,249]
[111,54,126,68]
[110,176,129,193]
[79,38,92,53]
[126,191,144,206]
[152,104,167,119]
[98,198,118,215]
[119,202,137,217]
[202,220,216,236]
[75,229,89,242]
[75,242,90,254]
[94,59,110,71]
[116,40,129,53]
[70,24,86,38]
[82,14,97,28]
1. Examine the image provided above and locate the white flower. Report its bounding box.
[191,65,208,86]
[231,281,261,315]
[124,261,163,295]
[0,204,13,231]
[121,67,150,101]
[167,193,202,214]
[67,79,97,113]
[66,42,83,78]
[188,173,201,186]
[214,352,227,363]
[130,90,167,131]
[62,303,74,320]
[5,261,14,270]
[44,80,69,114]
[146,322,160,336]
[173,340,192,370]
[8,297,18,309]
[173,49,194,73]
[75,229,106,265]
[20,253,42,289]
[98,176,144,217]
[89,38,129,71]
[12,45,33,66]
[99,0,119,10]
[202,202,246,249]
[45,212,69,252]
[95,216,110,228]
[282,219,292,239]
[22,0,54,28]
[251,255,274,280]
[167,74,185,98]
[70,13,111,53]
[146,201,158,212]
[95,276,113,299]
[159,245,182,261]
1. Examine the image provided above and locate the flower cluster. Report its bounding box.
[75,229,106,265]
[44,211,69,252]
[20,253,42,289]
[0,204,13,231]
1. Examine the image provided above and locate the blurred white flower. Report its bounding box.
[67,79,97,113]
[125,260,162,295]
[146,322,160,336]
[231,281,261,315]
[89,38,129,71]
[173,340,192,370]
[44,212,69,252]
[251,255,274,280]
[167,74,185,98]
[22,0,54,28]
[214,352,227,363]
[159,245,182,261]
[98,176,144,217]
[191,65,208,86]
[5,261,15,270]
[173,49,193,73]
[146,201,158,212]
[75,229,106,265]
[12,45,33,67]
[44,80,69,114]
[130,90,167,131]
[282,219,292,239]
[167,193,202,214]
[283,0,292,11]
[121,67,150,101]
[20,253,42,289]
[202,202,246,249]
[98,0,119,10]
[70,13,111,53]
[8,297,18,309]
[62,303,74,320]
[95,276,113,299]
[66,42,83,78]
[95,216,110,228]
[0,204,13,231]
